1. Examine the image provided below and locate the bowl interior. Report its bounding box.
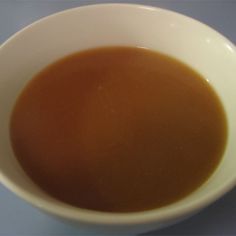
[0,4,236,224]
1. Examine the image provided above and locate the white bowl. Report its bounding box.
[0,4,236,235]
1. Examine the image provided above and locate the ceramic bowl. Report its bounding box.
[0,4,236,234]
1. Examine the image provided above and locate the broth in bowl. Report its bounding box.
[10,46,227,212]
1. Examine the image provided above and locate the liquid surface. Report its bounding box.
[10,47,227,212]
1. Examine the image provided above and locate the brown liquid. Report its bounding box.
[10,47,227,212]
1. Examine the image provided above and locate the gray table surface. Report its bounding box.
[0,0,236,235]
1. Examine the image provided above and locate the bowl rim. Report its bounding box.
[0,3,236,226]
